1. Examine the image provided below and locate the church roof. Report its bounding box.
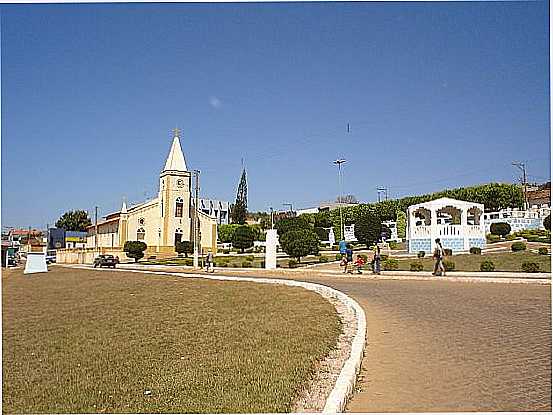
[163,133,188,172]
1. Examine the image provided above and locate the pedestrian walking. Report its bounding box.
[354,254,365,274]
[205,251,214,273]
[432,238,446,276]
[372,244,381,274]
[346,245,354,274]
[340,256,348,273]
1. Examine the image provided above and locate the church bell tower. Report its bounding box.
[158,128,192,247]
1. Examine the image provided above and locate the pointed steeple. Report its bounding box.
[121,198,127,214]
[163,128,188,172]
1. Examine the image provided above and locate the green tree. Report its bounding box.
[55,210,92,232]
[354,212,381,248]
[218,224,240,243]
[544,215,551,231]
[124,241,147,262]
[275,216,311,237]
[279,229,320,262]
[490,222,511,238]
[232,225,255,253]
[396,210,406,239]
[381,224,392,241]
[175,240,193,257]
[231,168,248,224]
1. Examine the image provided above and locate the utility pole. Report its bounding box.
[270,207,274,229]
[193,170,200,269]
[333,158,346,241]
[512,162,528,210]
[94,206,98,251]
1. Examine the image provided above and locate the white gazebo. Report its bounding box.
[407,197,486,254]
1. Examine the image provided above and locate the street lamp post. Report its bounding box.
[333,159,346,241]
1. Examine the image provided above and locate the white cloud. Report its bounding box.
[209,96,222,109]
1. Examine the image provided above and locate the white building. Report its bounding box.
[483,206,550,234]
[407,197,486,254]
[198,199,230,225]
[382,220,401,242]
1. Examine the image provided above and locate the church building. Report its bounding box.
[85,130,218,256]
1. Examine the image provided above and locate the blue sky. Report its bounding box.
[1,1,550,228]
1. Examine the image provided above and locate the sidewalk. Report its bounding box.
[113,262,550,284]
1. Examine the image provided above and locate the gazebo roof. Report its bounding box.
[408,197,484,211]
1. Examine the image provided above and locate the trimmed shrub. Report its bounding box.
[486,234,500,243]
[218,262,228,268]
[417,251,426,258]
[538,247,548,255]
[335,253,343,261]
[123,240,147,262]
[288,259,298,268]
[410,262,424,272]
[511,242,527,252]
[521,262,540,273]
[544,214,550,231]
[241,260,253,268]
[388,241,399,250]
[469,247,482,255]
[359,253,368,262]
[490,222,511,238]
[480,260,495,272]
[380,254,389,262]
[505,234,516,241]
[318,255,329,263]
[443,248,453,256]
[443,260,455,271]
[382,258,399,271]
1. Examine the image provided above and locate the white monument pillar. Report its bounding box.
[24,252,48,274]
[265,229,278,270]
[328,228,335,246]
[430,207,438,253]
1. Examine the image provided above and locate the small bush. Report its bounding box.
[222,249,230,254]
[360,253,368,262]
[335,253,343,261]
[242,260,253,268]
[443,248,453,256]
[318,255,329,263]
[511,242,527,252]
[218,262,228,268]
[443,260,455,271]
[480,260,495,272]
[388,241,399,250]
[486,234,500,243]
[521,262,540,273]
[380,254,389,262]
[288,259,298,268]
[382,258,399,271]
[417,251,426,258]
[231,263,240,268]
[505,234,516,241]
[469,247,482,255]
[410,262,424,272]
[490,222,511,238]
[538,247,548,255]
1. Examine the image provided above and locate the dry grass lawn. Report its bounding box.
[2,266,341,413]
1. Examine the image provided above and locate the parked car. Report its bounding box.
[93,255,118,268]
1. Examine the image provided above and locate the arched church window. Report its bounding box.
[175,197,184,218]
[174,228,183,245]
[137,228,146,240]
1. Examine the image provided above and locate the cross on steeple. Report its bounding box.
[172,127,181,139]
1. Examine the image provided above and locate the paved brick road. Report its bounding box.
[303,276,551,412]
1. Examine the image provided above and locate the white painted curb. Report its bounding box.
[63,265,366,413]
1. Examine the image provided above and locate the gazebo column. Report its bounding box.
[430,207,438,253]
[461,208,468,251]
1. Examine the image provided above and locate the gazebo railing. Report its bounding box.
[410,224,484,238]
